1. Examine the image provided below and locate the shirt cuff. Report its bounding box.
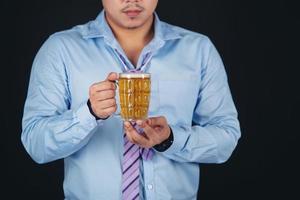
[154,125,189,155]
[153,126,174,152]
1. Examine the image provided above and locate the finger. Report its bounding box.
[93,90,115,101]
[106,72,119,82]
[147,116,167,127]
[124,121,149,147]
[137,120,158,144]
[90,81,116,93]
[124,122,138,143]
[99,105,117,116]
[96,99,116,109]
[124,122,135,143]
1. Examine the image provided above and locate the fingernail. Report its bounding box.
[124,121,130,128]
[136,120,143,126]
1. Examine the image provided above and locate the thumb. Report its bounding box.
[106,72,119,82]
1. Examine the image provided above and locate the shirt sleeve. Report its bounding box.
[157,39,241,163]
[21,35,103,164]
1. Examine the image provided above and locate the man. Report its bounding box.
[21,0,241,199]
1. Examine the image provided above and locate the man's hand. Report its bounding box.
[89,72,119,119]
[124,116,171,148]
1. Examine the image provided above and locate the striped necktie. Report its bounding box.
[122,122,154,200]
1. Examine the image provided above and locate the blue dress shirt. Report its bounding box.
[21,10,241,200]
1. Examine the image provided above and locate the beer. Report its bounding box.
[118,73,151,121]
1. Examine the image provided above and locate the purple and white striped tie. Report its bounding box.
[122,123,154,200]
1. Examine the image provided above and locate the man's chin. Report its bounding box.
[122,24,141,30]
[122,19,145,29]
[125,25,141,30]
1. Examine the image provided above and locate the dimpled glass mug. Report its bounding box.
[118,72,151,121]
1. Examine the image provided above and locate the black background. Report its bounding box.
[1,0,299,199]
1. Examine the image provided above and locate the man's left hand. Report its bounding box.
[124,116,171,148]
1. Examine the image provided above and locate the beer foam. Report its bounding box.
[119,73,150,78]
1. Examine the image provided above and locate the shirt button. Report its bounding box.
[147,184,153,190]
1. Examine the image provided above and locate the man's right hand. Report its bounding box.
[88,72,119,119]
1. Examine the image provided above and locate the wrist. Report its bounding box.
[153,126,174,152]
[87,99,109,120]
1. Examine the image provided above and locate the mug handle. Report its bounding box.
[111,80,122,119]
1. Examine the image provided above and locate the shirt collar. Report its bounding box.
[81,10,182,44]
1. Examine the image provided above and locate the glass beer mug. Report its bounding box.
[118,72,151,121]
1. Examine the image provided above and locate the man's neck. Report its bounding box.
[106,15,154,66]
